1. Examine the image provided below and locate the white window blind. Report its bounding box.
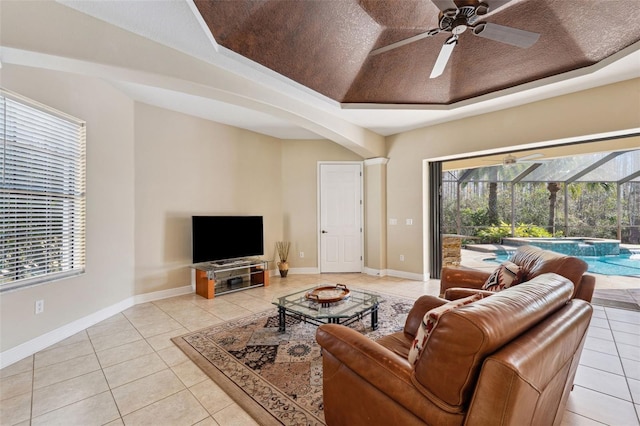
[1,90,86,292]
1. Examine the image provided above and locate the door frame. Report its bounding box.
[317,161,365,273]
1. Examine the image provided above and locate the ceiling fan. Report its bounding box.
[500,153,546,165]
[369,0,540,78]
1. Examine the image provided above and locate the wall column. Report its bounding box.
[364,158,388,275]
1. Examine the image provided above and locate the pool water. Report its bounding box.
[489,253,640,277]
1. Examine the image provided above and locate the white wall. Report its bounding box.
[0,64,136,352]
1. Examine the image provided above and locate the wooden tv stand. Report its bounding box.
[192,258,269,299]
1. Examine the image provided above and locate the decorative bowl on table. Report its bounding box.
[305,283,350,304]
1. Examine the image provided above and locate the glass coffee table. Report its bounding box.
[272,285,380,332]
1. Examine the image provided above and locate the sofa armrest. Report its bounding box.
[316,324,439,424]
[404,295,449,337]
[444,288,495,301]
[317,324,413,381]
[575,274,595,302]
[439,266,491,297]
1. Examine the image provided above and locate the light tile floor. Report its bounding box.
[1,272,639,425]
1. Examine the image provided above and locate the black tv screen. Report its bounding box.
[192,216,264,263]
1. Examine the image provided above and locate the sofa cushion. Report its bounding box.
[408,293,482,365]
[482,260,524,291]
[509,245,588,286]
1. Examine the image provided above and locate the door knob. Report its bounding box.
[321,230,328,234]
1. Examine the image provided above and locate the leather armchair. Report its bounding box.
[440,245,596,302]
[316,273,593,426]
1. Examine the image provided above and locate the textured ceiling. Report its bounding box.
[194,0,640,105]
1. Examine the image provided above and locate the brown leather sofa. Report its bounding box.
[316,273,592,426]
[440,245,595,302]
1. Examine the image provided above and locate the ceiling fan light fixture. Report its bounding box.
[443,8,458,18]
[472,23,486,36]
[476,2,489,15]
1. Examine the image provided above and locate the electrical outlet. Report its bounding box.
[389,218,397,225]
[299,251,304,258]
[406,218,413,225]
[35,299,44,314]
[400,255,405,261]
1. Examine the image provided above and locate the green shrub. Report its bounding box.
[475,222,552,243]
[514,223,552,238]
[475,222,511,243]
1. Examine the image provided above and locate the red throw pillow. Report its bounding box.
[408,293,483,365]
[482,260,523,291]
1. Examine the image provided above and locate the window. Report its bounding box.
[1,90,86,291]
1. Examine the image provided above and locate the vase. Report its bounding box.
[278,261,289,278]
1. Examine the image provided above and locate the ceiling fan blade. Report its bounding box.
[370,28,440,56]
[484,0,513,12]
[429,36,458,79]
[431,0,457,12]
[472,22,540,48]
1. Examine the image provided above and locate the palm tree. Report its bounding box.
[488,167,499,225]
[547,182,561,234]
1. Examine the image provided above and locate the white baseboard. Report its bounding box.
[0,285,192,369]
[364,267,387,276]
[132,285,193,304]
[363,266,428,281]
[285,267,427,281]
[385,269,430,281]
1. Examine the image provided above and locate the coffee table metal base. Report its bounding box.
[277,303,379,332]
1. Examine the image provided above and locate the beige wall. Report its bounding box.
[386,78,640,277]
[0,65,363,355]
[0,64,136,352]
[281,140,362,269]
[133,103,284,293]
[364,160,388,272]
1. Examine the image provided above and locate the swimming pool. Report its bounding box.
[501,237,620,257]
[488,253,640,277]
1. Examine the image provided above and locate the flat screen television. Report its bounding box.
[192,216,264,263]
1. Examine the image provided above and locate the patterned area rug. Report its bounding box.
[172,293,414,425]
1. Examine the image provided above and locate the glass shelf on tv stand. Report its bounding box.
[191,258,269,299]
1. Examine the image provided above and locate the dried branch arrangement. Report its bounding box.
[276,241,290,262]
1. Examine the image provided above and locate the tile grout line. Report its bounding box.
[29,352,34,425]
[87,324,125,426]
[118,303,214,423]
[100,309,181,425]
[605,307,640,424]
[92,312,144,425]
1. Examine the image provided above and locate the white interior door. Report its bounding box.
[319,163,363,273]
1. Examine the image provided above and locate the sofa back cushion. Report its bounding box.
[509,245,587,287]
[412,273,574,410]
[408,293,483,365]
